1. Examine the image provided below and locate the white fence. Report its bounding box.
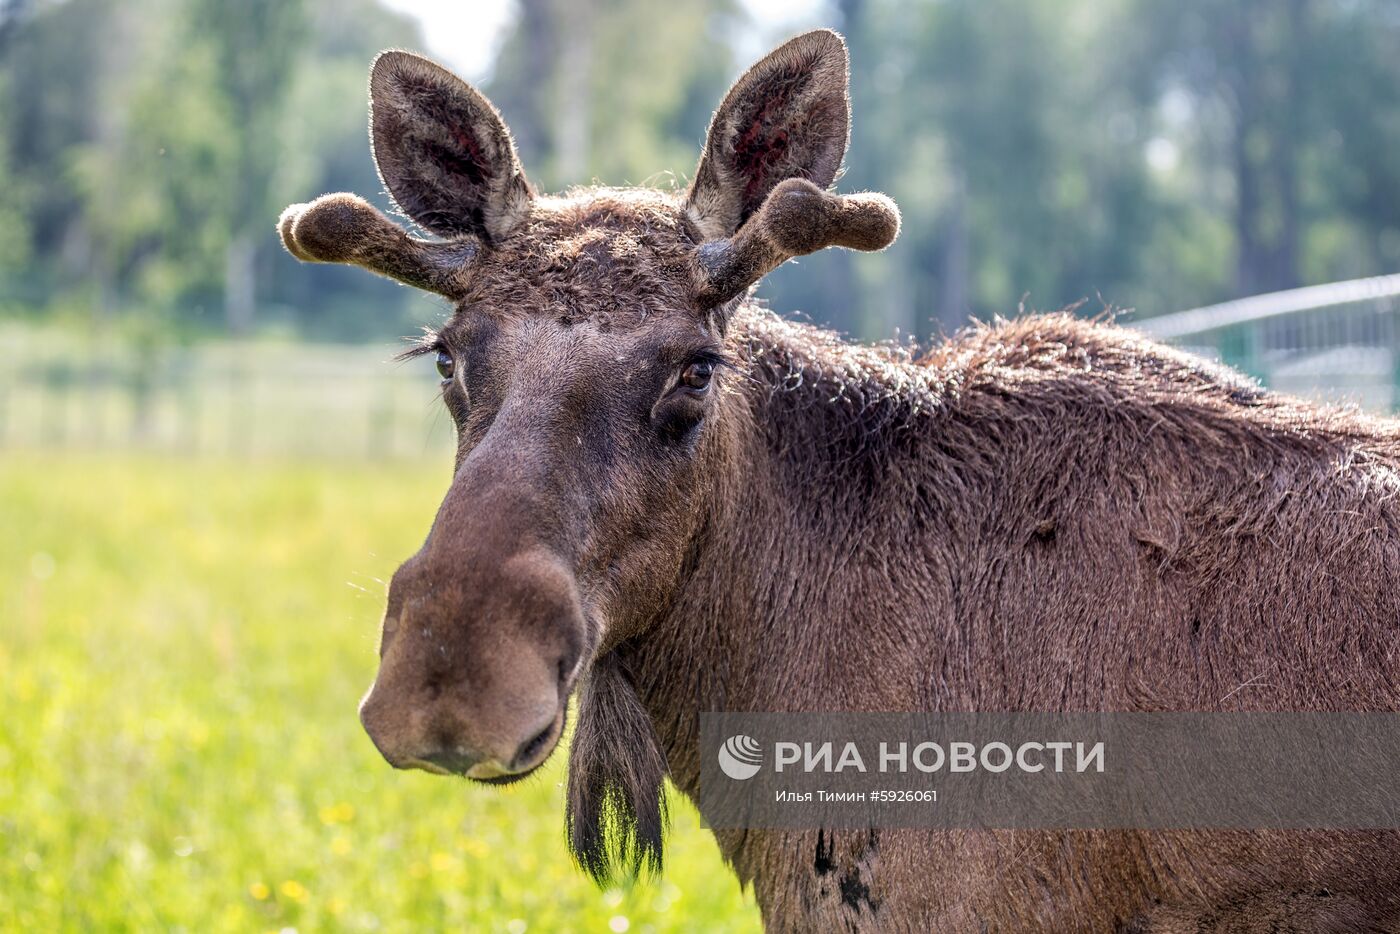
[1133,273,1400,413]
[0,326,455,459]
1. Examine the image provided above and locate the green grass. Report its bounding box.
[0,453,760,932]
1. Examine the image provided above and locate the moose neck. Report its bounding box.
[622,303,964,800]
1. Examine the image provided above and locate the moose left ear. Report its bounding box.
[370,50,534,244]
[686,29,850,240]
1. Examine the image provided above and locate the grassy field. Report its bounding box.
[0,453,761,932]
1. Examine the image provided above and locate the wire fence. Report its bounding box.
[1132,273,1400,413]
[0,326,455,460]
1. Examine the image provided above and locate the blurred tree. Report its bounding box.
[2,0,1400,341]
[1136,0,1308,297]
[0,1,35,280]
[0,0,430,337]
[1132,0,1400,296]
[0,0,122,308]
[1311,1,1400,280]
[0,79,31,278]
[487,0,739,191]
[793,0,1164,341]
[55,0,306,330]
[489,0,559,172]
[187,0,307,333]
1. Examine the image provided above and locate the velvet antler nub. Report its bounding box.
[277,193,477,299]
[692,178,900,308]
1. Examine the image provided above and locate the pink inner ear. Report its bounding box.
[731,86,796,208]
[448,121,495,182]
[395,74,497,187]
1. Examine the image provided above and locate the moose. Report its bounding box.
[279,30,1400,932]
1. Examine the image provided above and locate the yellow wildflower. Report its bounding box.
[279,880,309,902]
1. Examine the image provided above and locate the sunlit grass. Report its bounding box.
[0,453,760,932]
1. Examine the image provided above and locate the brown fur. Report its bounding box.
[278,193,477,296]
[280,30,1400,932]
[693,177,899,307]
[643,308,1400,931]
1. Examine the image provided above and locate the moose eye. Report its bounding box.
[680,360,713,393]
[435,350,454,380]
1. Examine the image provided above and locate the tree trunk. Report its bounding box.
[1230,0,1305,297]
[224,234,255,334]
[510,0,556,169]
[938,169,971,332]
[1273,0,1304,291]
[555,0,593,182]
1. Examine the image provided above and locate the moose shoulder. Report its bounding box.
[278,29,1400,933]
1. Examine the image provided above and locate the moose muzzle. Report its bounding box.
[358,542,585,782]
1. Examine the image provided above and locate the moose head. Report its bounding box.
[279,29,898,876]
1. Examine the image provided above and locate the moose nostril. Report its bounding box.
[514,721,557,770]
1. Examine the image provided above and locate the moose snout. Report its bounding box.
[359,684,567,780]
[358,548,585,781]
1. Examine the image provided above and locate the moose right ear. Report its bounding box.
[369,50,534,244]
[686,30,851,240]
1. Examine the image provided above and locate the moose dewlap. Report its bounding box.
[279,28,1400,933]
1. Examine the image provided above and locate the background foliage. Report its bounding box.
[3,0,1399,344]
